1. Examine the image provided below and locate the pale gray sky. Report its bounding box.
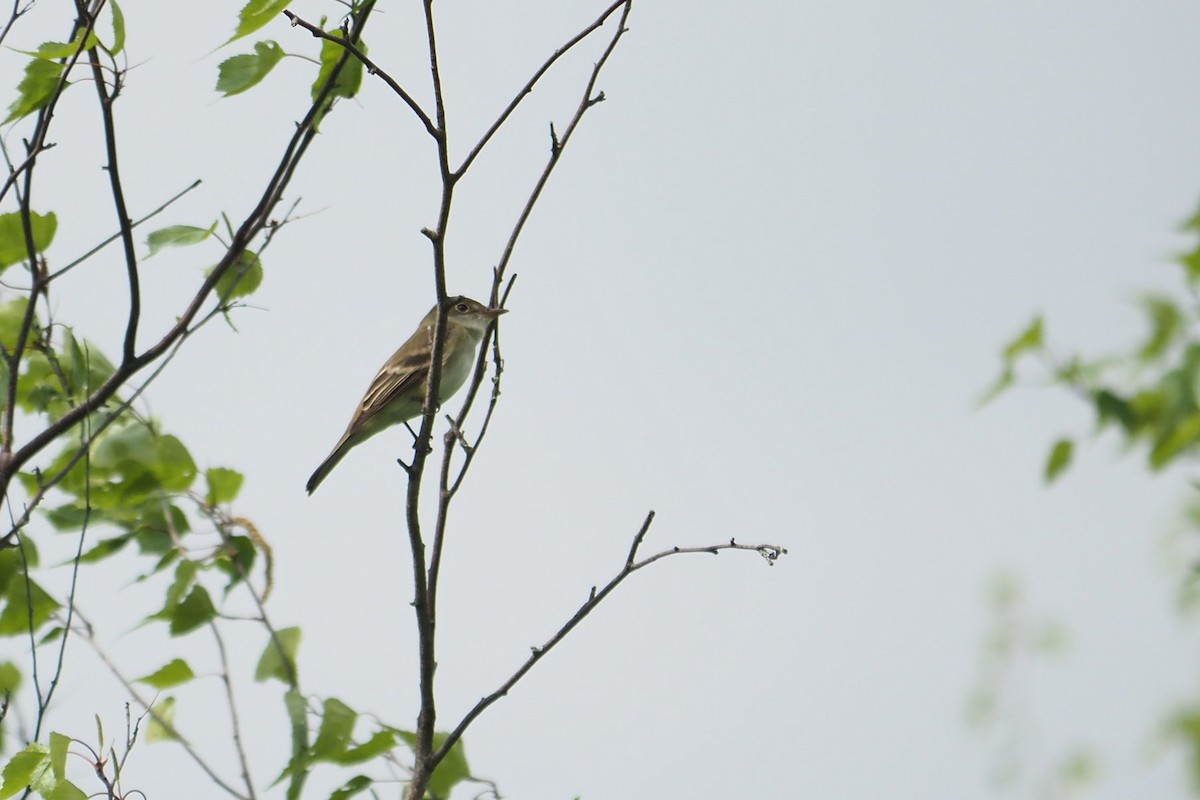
[5,1,1200,798]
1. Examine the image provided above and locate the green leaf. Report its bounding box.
[1180,245,1200,286]
[0,211,58,271]
[227,0,291,44]
[336,729,397,765]
[15,31,99,60]
[48,732,70,779]
[154,435,198,491]
[330,775,373,800]
[0,743,49,799]
[92,420,157,470]
[76,534,133,564]
[1002,315,1043,362]
[217,41,285,97]
[395,731,471,799]
[976,367,1013,408]
[1150,412,1200,469]
[0,575,61,637]
[1044,438,1073,484]
[206,467,244,505]
[63,329,116,395]
[210,249,263,301]
[146,696,178,742]
[167,586,216,636]
[255,626,300,683]
[4,58,65,124]
[0,661,20,692]
[145,223,216,258]
[136,658,196,689]
[1093,389,1136,433]
[312,33,364,103]
[106,0,126,55]
[1137,295,1182,362]
[311,698,356,761]
[215,534,257,594]
[283,688,310,800]
[45,780,87,800]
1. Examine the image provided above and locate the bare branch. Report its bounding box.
[431,512,787,767]
[456,0,630,177]
[282,9,436,138]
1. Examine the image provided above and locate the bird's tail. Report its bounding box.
[306,438,351,494]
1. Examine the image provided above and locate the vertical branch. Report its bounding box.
[86,37,141,363]
[404,4,454,796]
[416,0,635,786]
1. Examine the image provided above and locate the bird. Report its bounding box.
[306,296,507,494]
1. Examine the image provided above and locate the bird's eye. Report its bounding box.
[455,302,469,312]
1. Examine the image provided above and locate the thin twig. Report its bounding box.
[455,0,630,177]
[80,615,251,800]
[282,10,436,138]
[48,179,203,282]
[209,622,258,800]
[431,512,787,766]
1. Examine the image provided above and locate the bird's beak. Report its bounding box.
[485,307,508,318]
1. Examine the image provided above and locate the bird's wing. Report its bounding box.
[347,325,433,433]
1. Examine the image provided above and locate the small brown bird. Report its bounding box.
[306,296,506,494]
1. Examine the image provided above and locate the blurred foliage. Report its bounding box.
[984,201,1200,795]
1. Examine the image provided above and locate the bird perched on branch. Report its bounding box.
[306,296,507,494]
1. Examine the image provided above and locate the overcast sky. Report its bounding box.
[5,1,1200,798]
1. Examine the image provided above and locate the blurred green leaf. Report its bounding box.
[1180,247,1200,285]
[336,729,397,765]
[63,329,116,396]
[210,249,263,301]
[330,775,373,800]
[206,467,244,505]
[311,698,356,761]
[166,586,216,635]
[217,41,285,96]
[215,534,257,594]
[396,731,471,799]
[1002,315,1043,362]
[0,211,57,271]
[227,0,291,44]
[0,575,61,637]
[1171,708,1200,792]
[976,368,1013,408]
[136,658,196,689]
[146,223,217,258]
[1094,389,1136,433]
[4,58,64,124]
[0,298,34,352]
[256,626,300,683]
[0,661,20,692]
[146,696,178,742]
[1138,295,1183,362]
[1150,412,1200,469]
[282,688,310,800]
[76,534,133,564]
[1044,438,1073,484]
